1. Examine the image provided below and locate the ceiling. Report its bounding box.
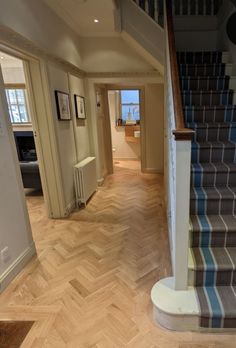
[43,0,117,37]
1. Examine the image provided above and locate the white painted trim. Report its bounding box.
[0,243,36,293]
[0,44,67,218]
[151,277,200,331]
[97,177,105,186]
[22,60,53,218]
[152,277,236,332]
[30,60,67,218]
[174,140,191,290]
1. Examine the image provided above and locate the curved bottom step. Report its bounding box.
[151,277,199,331]
[151,277,236,332]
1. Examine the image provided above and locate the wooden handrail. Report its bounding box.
[166,0,194,141]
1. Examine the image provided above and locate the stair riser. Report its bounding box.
[191,170,236,187]
[191,146,236,163]
[190,198,236,215]
[189,269,236,287]
[183,92,233,107]
[181,78,229,91]
[177,52,222,64]
[184,108,236,123]
[191,232,236,248]
[179,64,226,77]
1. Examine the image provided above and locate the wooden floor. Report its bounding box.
[1,160,236,347]
[0,321,34,347]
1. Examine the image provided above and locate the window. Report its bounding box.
[120,90,140,123]
[5,88,30,123]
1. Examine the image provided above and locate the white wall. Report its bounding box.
[47,65,92,211]
[47,63,77,211]
[0,0,82,68]
[0,71,35,291]
[145,84,164,173]
[87,77,164,181]
[69,74,91,163]
[119,0,164,74]
[174,16,218,51]
[108,90,140,159]
[80,37,155,73]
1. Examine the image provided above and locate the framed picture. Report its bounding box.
[55,90,71,120]
[74,94,86,119]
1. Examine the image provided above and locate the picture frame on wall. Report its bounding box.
[74,94,86,119]
[55,90,71,120]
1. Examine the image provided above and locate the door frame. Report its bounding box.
[0,43,66,218]
[105,84,146,172]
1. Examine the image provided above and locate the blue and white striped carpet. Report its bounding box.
[179,51,236,328]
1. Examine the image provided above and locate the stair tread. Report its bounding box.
[190,214,236,233]
[190,246,236,271]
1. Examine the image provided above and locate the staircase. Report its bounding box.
[179,50,236,329]
[130,0,236,331]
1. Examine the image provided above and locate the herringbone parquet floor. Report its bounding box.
[1,161,236,347]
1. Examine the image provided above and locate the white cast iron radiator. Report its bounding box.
[74,157,97,206]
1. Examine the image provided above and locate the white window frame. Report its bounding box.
[5,84,31,124]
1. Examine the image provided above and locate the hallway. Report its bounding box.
[0,161,235,347]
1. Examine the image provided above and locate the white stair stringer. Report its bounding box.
[116,0,164,75]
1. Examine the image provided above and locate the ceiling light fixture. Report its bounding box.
[94,19,99,23]
[0,56,4,59]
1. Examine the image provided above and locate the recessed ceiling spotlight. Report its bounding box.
[94,19,99,23]
[0,56,4,59]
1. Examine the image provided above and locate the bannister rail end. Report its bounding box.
[172,128,195,141]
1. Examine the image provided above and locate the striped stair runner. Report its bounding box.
[179,51,236,329]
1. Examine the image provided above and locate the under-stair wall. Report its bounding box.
[116,0,164,74]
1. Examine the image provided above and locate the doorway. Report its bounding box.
[0,51,46,219]
[107,88,143,172]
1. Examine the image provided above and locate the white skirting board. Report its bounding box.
[0,242,36,293]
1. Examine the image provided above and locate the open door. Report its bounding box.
[0,59,35,293]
